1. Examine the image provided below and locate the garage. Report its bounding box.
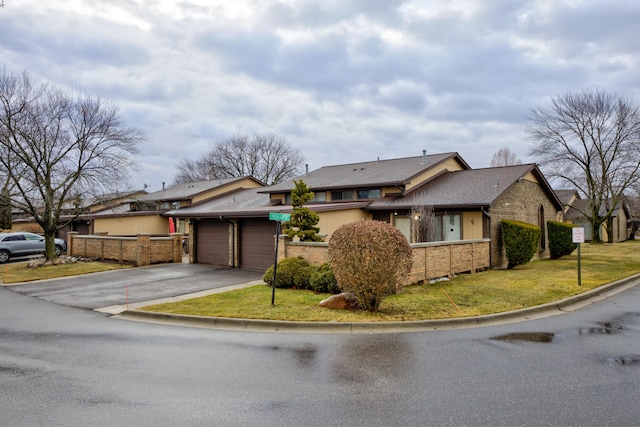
[239,218,276,271]
[195,219,230,266]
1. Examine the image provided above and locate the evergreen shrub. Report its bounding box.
[547,220,578,259]
[501,219,541,269]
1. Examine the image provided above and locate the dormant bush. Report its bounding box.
[328,219,412,312]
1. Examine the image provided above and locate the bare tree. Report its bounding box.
[174,133,304,185]
[412,204,437,243]
[173,158,214,183]
[490,147,523,167]
[0,66,144,259]
[527,89,640,243]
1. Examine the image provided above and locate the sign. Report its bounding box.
[269,212,291,222]
[572,227,585,244]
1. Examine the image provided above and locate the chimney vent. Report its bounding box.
[421,150,427,165]
[305,164,309,175]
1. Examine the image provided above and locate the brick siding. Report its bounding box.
[68,232,182,266]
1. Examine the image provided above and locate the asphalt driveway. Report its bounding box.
[5,263,264,311]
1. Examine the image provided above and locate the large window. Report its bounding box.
[357,189,381,199]
[331,190,354,201]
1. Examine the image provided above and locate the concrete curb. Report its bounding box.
[113,273,640,334]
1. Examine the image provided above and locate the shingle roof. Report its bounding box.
[169,187,370,218]
[137,177,261,202]
[262,152,468,193]
[369,164,557,209]
[554,189,579,206]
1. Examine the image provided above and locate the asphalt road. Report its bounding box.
[1,270,640,426]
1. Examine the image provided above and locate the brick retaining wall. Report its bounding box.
[68,232,182,266]
[279,238,490,285]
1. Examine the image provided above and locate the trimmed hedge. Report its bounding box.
[548,220,578,259]
[262,258,340,294]
[501,220,541,269]
[262,256,311,289]
[309,262,340,294]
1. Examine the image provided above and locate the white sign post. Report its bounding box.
[572,227,585,286]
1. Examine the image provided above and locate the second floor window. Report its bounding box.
[357,189,381,199]
[331,190,354,201]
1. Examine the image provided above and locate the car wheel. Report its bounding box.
[0,249,9,264]
[55,245,63,257]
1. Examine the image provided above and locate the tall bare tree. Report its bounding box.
[490,147,523,167]
[174,133,304,185]
[527,89,640,243]
[0,66,144,259]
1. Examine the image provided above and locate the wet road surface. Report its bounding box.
[1,277,640,425]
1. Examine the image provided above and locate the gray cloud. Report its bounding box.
[1,0,639,189]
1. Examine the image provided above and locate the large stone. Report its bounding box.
[319,292,357,310]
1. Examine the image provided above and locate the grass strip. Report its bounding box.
[141,240,640,322]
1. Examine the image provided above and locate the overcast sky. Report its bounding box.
[2,1,639,191]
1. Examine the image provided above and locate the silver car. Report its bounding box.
[0,232,67,263]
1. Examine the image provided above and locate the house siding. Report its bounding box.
[317,209,371,239]
[94,215,169,235]
[490,180,560,268]
[405,158,466,192]
[461,211,484,240]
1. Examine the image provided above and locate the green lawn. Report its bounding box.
[141,240,640,322]
[0,260,130,284]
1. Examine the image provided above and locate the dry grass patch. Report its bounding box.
[1,259,130,284]
[141,240,640,322]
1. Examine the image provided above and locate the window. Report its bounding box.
[331,190,354,201]
[357,189,381,199]
[285,192,326,204]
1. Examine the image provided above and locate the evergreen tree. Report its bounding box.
[283,180,322,242]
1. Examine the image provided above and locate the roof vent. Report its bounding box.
[421,150,427,165]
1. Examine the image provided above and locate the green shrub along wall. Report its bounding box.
[547,220,578,259]
[501,220,541,269]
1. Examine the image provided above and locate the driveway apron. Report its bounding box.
[5,263,263,310]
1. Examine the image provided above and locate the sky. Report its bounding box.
[1,0,640,192]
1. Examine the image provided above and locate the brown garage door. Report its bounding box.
[240,218,276,271]
[196,219,230,266]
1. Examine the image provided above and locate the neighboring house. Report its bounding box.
[554,189,580,214]
[11,190,148,239]
[564,196,630,242]
[90,177,265,236]
[171,151,563,270]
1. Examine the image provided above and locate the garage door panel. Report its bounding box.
[240,219,275,271]
[196,220,230,266]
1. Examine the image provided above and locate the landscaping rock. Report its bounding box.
[319,292,357,310]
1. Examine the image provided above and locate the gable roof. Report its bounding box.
[262,152,469,193]
[369,164,563,210]
[564,197,629,221]
[137,176,264,202]
[554,189,580,206]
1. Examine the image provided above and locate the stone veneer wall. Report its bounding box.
[68,232,183,266]
[489,180,562,268]
[279,238,490,285]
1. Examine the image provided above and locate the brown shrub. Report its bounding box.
[328,219,412,311]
